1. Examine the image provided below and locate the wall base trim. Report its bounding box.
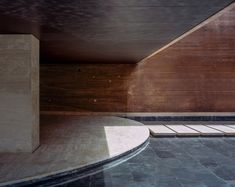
[41,111,235,121]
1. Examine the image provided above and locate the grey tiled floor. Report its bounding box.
[63,138,235,187]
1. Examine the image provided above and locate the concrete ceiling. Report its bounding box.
[0,0,234,64]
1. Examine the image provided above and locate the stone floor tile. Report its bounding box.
[147,125,176,137]
[166,125,200,136]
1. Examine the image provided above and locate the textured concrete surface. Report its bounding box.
[0,0,233,63]
[0,34,39,153]
[0,115,149,185]
[62,137,235,187]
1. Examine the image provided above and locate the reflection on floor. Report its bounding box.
[63,137,235,187]
[0,115,149,185]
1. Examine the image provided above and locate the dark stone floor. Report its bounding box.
[63,138,235,187]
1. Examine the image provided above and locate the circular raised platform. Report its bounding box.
[0,115,149,186]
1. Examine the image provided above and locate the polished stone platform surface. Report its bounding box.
[61,137,235,187]
[0,115,149,185]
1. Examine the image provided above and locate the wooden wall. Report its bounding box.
[40,64,135,112]
[40,4,235,112]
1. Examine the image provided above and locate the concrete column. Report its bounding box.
[0,34,39,152]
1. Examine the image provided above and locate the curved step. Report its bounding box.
[0,116,149,186]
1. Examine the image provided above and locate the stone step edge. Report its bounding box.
[0,139,149,187]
